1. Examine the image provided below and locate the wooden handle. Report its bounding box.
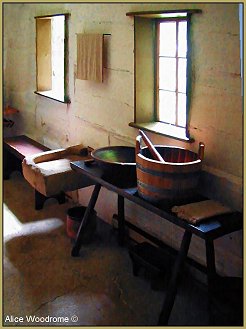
[136,135,142,156]
[198,142,205,160]
[139,130,165,163]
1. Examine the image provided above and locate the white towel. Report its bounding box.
[172,200,233,225]
[77,33,103,82]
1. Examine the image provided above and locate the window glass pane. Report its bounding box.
[159,57,176,91]
[177,93,186,127]
[157,19,189,129]
[159,90,176,124]
[178,21,187,58]
[159,22,176,57]
[178,58,187,93]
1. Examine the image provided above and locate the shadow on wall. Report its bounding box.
[198,171,242,212]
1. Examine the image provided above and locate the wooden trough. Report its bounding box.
[136,136,205,204]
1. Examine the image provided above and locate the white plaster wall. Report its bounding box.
[3,3,243,276]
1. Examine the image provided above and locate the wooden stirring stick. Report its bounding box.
[139,130,166,163]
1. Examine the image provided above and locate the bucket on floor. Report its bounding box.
[66,206,97,243]
[136,136,205,204]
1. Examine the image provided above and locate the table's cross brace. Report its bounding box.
[71,183,101,257]
[158,230,192,325]
[117,195,125,246]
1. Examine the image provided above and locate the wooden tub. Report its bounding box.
[136,136,205,204]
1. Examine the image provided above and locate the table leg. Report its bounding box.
[3,150,22,179]
[35,190,66,210]
[117,195,125,246]
[71,183,101,257]
[158,230,192,325]
[205,239,216,287]
[35,189,48,210]
[205,238,217,317]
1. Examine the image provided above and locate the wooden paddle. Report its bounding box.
[139,130,166,163]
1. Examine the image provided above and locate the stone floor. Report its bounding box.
[3,172,212,326]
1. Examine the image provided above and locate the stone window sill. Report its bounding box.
[129,121,194,143]
[34,91,70,104]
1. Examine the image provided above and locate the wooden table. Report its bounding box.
[70,160,242,325]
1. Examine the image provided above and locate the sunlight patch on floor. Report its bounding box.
[3,203,64,241]
[3,203,23,237]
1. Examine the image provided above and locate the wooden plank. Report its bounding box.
[126,9,202,18]
[4,135,50,160]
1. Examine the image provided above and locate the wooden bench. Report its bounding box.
[4,135,49,178]
[3,135,66,209]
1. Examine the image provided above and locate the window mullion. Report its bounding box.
[156,22,160,122]
[175,21,179,126]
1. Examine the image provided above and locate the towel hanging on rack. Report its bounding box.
[77,33,104,82]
